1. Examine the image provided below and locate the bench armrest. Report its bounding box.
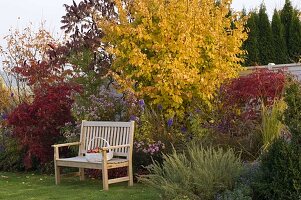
[101,144,130,151]
[52,142,81,148]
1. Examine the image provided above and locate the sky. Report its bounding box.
[0,0,300,47]
[232,0,301,16]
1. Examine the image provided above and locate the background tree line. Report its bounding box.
[243,0,301,66]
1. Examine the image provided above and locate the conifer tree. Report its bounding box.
[281,0,294,51]
[288,13,301,62]
[244,12,260,66]
[272,9,289,64]
[258,4,275,65]
[242,7,247,17]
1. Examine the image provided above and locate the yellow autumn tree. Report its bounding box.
[98,0,247,117]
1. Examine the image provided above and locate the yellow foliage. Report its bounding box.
[0,78,11,113]
[98,0,247,117]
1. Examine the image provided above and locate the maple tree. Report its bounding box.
[222,69,285,105]
[0,23,81,169]
[13,60,70,89]
[7,84,80,169]
[0,22,60,103]
[98,0,247,117]
[211,69,286,136]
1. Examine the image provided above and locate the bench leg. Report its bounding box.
[79,168,85,181]
[102,151,109,190]
[102,166,109,190]
[54,164,61,185]
[128,163,133,186]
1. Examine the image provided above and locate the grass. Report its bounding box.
[0,171,160,200]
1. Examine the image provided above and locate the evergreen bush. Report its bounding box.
[253,139,301,200]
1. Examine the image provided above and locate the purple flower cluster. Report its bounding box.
[138,99,145,107]
[134,141,165,155]
[1,114,7,120]
[61,121,81,139]
[72,87,140,121]
[157,104,163,110]
[167,118,173,127]
[138,99,145,111]
[130,115,139,122]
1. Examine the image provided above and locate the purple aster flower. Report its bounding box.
[10,93,14,97]
[138,99,145,107]
[1,114,7,120]
[167,118,173,127]
[157,104,163,110]
[130,115,137,121]
[181,126,187,133]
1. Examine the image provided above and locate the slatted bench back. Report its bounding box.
[79,121,135,158]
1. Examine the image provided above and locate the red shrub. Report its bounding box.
[210,69,285,136]
[13,59,72,88]
[222,69,285,119]
[8,84,80,169]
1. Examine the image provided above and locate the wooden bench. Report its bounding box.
[52,121,135,190]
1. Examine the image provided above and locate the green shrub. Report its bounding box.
[0,136,24,171]
[137,107,184,143]
[140,144,242,200]
[218,184,252,200]
[188,111,210,139]
[284,77,301,142]
[217,162,259,200]
[253,139,301,200]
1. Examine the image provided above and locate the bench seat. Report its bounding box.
[57,156,129,169]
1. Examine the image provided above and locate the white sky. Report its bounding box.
[232,0,301,16]
[0,0,300,47]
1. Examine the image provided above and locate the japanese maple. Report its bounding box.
[8,84,80,169]
[211,69,286,136]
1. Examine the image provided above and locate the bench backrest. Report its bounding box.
[79,121,135,158]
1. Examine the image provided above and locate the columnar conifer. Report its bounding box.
[272,9,289,64]
[244,12,260,66]
[258,4,275,65]
[281,0,294,57]
[288,13,301,62]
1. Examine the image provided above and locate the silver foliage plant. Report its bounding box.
[140,144,242,200]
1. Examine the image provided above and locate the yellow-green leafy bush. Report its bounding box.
[98,0,247,118]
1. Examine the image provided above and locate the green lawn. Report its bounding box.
[0,172,160,200]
